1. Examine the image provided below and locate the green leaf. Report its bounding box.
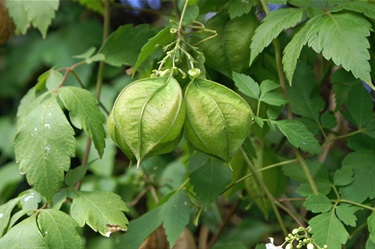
[189,154,232,207]
[274,119,322,155]
[282,16,318,83]
[304,194,333,213]
[0,198,20,237]
[250,8,305,65]
[320,111,337,129]
[70,191,128,237]
[367,238,375,249]
[37,209,84,249]
[287,62,325,124]
[331,69,359,110]
[346,84,374,129]
[339,151,375,203]
[163,191,190,247]
[307,13,372,87]
[335,205,359,227]
[117,206,164,249]
[228,0,256,19]
[6,0,59,38]
[331,1,375,20]
[0,215,48,249]
[35,69,63,92]
[65,162,92,186]
[259,80,287,106]
[16,87,39,129]
[58,86,106,157]
[309,210,349,249]
[59,86,106,157]
[232,72,260,99]
[98,24,155,67]
[333,166,353,186]
[14,96,76,200]
[19,190,42,211]
[297,181,332,197]
[369,212,375,244]
[133,27,174,76]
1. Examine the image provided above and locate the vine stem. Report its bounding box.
[240,148,288,235]
[259,0,318,195]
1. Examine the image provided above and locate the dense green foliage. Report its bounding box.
[0,0,374,248]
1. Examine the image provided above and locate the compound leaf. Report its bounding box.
[70,191,128,237]
[304,193,332,213]
[37,209,83,249]
[14,96,76,201]
[99,24,155,67]
[309,210,349,249]
[189,154,232,207]
[163,191,190,248]
[0,215,48,249]
[335,205,359,227]
[274,119,321,155]
[250,8,305,65]
[232,72,260,99]
[307,13,372,88]
[339,151,375,203]
[58,87,106,157]
[331,1,375,20]
[259,80,287,106]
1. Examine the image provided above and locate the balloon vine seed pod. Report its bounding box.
[108,75,185,168]
[184,78,252,164]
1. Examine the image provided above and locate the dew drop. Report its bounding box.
[0,213,3,219]
[303,141,307,145]
[34,128,38,132]
[44,124,51,129]
[48,113,52,116]
[154,43,159,48]
[105,231,111,237]
[31,134,34,137]
[24,195,34,202]
[45,231,48,235]
[20,171,26,175]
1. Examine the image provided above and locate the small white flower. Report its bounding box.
[266,237,283,249]
[286,244,293,249]
[307,243,314,249]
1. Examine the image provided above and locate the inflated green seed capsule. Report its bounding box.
[107,111,136,162]
[184,78,252,162]
[110,76,185,167]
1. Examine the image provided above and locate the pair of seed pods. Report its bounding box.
[107,75,252,167]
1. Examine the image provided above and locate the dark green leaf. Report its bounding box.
[98,24,155,67]
[0,215,48,249]
[307,13,372,88]
[65,162,92,186]
[70,191,128,236]
[339,151,375,203]
[297,181,332,197]
[333,166,353,186]
[331,1,375,20]
[37,209,84,249]
[133,27,174,76]
[0,198,20,237]
[250,8,305,65]
[163,191,190,247]
[346,84,374,129]
[335,205,359,227]
[309,210,349,249]
[283,17,317,83]
[212,241,247,249]
[304,194,333,213]
[331,69,359,110]
[58,87,106,157]
[117,206,164,249]
[287,63,325,124]
[182,5,199,25]
[232,72,260,99]
[228,0,256,19]
[364,119,375,139]
[369,212,375,244]
[320,111,337,129]
[274,119,322,154]
[259,80,287,106]
[14,97,76,200]
[189,155,232,207]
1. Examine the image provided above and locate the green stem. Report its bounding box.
[222,158,298,194]
[322,129,363,148]
[240,148,288,235]
[178,0,189,31]
[335,199,375,211]
[296,150,319,194]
